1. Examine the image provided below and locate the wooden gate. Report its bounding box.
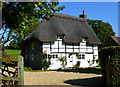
[1,56,24,86]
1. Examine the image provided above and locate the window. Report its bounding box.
[52,55,55,58]
[82,37,87,42]
[78,54,81,59]
[56,55,58,58]
[57,35,63,40]
[82,54,85,59]
[78,54,85,59]
[31,42,35,50]
[31,54,34,61]
[25,54,28,59]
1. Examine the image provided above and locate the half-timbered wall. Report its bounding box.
[42,37,99,70]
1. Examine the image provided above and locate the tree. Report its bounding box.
[12,18,40,49]
[9,40,19,49]
[1,2,65,50]
[87,19,115,48]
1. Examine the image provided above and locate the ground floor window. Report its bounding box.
[25,54,28,59]
[82,54,85,59]
[78,54,85,59]
[31,54,34,61]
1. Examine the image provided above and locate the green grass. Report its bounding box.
[4,49,21,57]
[95,65,101,69]
[24,67,52,72]
[24,67,101,74]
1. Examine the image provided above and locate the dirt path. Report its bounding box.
[24,71,104,86]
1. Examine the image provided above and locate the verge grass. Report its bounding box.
[4,49,21,57]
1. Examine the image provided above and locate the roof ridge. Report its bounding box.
[54,13,85,22]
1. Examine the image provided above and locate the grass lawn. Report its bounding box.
[4,49,21,57]
[24,67,101,74]
[24,67,52,72]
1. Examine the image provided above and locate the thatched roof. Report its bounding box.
[24,13,101,44]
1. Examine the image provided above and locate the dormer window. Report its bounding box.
[57,35,63,40]
[82,37,87,42]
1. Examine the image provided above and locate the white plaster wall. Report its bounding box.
[42,39,99,70]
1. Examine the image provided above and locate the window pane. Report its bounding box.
[31,54,34,61]
[31,43,34,50]
[53,55,55,58]
[78,55,81,59]
[82,54,85,59]
[56,55,58,58]
[25,54,28,59]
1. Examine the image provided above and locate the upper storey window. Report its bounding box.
[82,37,87,42]
[57,35,63,40]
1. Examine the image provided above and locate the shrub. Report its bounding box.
[58,56,67,68]
[110,55,120,86]
[74,61,81,69]
[41,53,51,70]
[99,46,120,86]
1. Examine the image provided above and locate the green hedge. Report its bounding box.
[110,55,120,86]
[99,46,120,86]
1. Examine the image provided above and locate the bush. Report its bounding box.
[74,61,81,69]
[99,46,120,86]
[110,55,120,86]
[58,56,67,68]
[42,53,51,70]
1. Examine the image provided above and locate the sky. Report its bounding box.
[3,2,119,45]
[57,2,118,36]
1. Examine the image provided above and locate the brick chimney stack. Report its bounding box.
[79,10,87,22]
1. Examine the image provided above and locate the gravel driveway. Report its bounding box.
[24,71,104,86]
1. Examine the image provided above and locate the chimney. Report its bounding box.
[79,10,87,22]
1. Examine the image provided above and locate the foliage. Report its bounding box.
[74,61,81,69]
[99,46,120,86]
[9,40,19,49]
[1,2,65,47]
[42,53,51,70]
[110,55,120,86]
[87,19,115,48]
[2,51,10,59]
[96,58,100,65]
[24,67,52,72]
[58,56,67,68]
[2,51,19,63]
[87,59,96,67]
[9,18,40,49]
[99,46,120,68]
[87,59,93,67]
[95,65,101,69]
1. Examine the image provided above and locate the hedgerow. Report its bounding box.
[99,46,120,86]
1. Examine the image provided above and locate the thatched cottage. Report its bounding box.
[21,11,101,70]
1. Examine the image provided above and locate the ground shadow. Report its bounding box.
[54,68,102,74]
[64,77,105,87]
